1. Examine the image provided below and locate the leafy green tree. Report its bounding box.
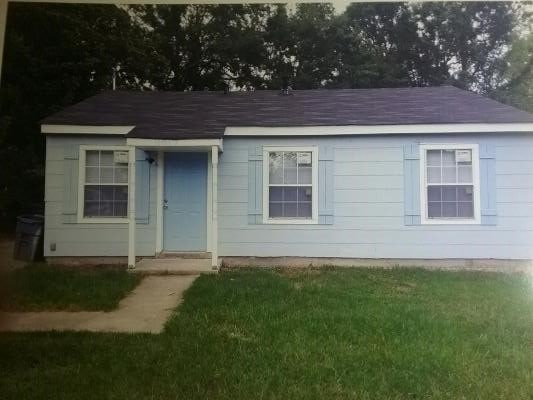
[339,2,521,90]
[492,31,533,112]
[0,3,155,228]
[135,4,271,90]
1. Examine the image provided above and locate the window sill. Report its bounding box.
[421,218,480,225]
[77,217,129,224]
[263,218,318,225]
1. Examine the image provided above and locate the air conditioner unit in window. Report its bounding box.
[114,151,129,164]
[297,152,312,165]
[456,149,472,163]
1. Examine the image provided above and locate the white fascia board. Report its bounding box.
[224,123,533,136]
[126,138,223,151]
[41,124,135,135]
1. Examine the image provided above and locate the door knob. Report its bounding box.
[163,199,168,209]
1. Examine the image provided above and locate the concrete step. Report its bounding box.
[131,258,217,275]
[157,252,211,259]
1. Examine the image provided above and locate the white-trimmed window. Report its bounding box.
[420,144,481,224]
[263,146,318,224]
[78,146,130,222]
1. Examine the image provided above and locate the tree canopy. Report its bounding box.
[0,2,531,228]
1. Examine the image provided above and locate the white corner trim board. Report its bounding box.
[42,125,135,135]
[224,123,533,136]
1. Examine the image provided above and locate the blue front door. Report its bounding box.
[164,152,207,251]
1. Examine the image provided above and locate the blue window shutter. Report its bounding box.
[403,143,421,225]
[135,149,151,224]
[318,145,334,224]
[248,146,263,224]
[62,145,79,224]
[479,144,497,225]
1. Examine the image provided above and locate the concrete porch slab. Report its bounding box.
[132,258,217,275]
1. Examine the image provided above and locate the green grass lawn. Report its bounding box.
[1,268,532,399]
[0,264,141,311]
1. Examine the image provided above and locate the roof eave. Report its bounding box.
[224,123,533,136]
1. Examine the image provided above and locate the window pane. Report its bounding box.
[298,187,312,202]
[100,167,114,184]
[83,185,128,218]
[85,167,99,184]
[298,202,312,218]
[115,167,128,184]
[458,202,474,218]
[114,202,128,217]
[101,186,114,201]
[115,186,128,201]
[283,152,297,168]
[86,151,99,166]
[268,186,313,220]
[442,150,455,166]
[458,166,472,183]
[457,186,473,201]
[428,202,441,218]
[100,201,114,216]
[84,186,100,201]
[284,167,297,184]
[269,152,283,184]
[427,186,441,201]
[269,202,282,218]
[283,187,297,201]
[269,187,283,202]
[427,167,441,183]
[442,202,457,218]
[442,186,457,201]
[298,166,312,184]
[84,201,99,217]
[100,151,114,166]
[442,167,456,183]
[427,150,441,166]
[283,203,297,217]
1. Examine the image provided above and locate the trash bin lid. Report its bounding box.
[17,214,44,224]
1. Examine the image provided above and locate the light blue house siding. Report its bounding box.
[44,132,533,260]
[44,135,158,258]
[218,134,533,260]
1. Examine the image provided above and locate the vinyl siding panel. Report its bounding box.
[218,134,533,260]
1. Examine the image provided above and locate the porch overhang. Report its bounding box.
[127,139,221,270]
[126,138,223,152]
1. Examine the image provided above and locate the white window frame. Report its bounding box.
[262,146,319,225]
[419,143,481,225]
[77,145,132,224]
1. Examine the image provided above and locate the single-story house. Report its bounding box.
[41,86,533,269]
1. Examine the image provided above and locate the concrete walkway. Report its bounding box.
[0,275,198,334]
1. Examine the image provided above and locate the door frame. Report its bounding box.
[155,150,212,253]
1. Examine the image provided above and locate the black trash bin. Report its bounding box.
[13,215,44,261]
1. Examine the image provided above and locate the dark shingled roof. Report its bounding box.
[42,86,533,139]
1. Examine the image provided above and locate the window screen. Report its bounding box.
[268,151,313,219]
[83,150,128,218]
[425,149,474,219]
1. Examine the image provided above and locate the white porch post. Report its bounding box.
[128,146,136,268]
[211,145,218,268]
